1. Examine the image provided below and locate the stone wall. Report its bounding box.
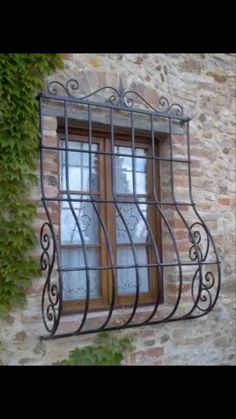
[0,53,235,365]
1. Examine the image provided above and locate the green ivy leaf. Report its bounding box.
[0,53,64,315]
[95,332,111,345]
[53,335,133,366]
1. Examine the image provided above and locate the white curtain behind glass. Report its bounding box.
[60,141,150,300]
[115,146,150,295]
[60,141,100,300]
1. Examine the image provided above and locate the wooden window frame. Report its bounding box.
[57,127,162,314]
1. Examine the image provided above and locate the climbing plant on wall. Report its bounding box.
[0,54,64,315]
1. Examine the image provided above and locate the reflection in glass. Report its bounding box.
[115,146,147,194]
[61,141,98,192]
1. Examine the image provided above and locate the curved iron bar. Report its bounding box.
[63,102,91,335]
[187,221,214,316]
[125,111,163,326]
[48,81,120,102]
[163,118,205,321]
[40,223,61,333]
[66,79,80,95]
[47,79,184,117]
[191,269,215,312]
[85,104,117,331]
[185,120,221,318]
[167,119,219,320]
[168,103,184,117]
[110,108,142,327]
[189,222,209,262]
[159,97,170,112]
[39,96,63,335]
[47,80,75,96]
[188,221,220,318]
[204,271,215,289]
[122,90,184,117]
[145,114,184,323]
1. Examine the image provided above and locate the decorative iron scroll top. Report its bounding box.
[47,79,184,117]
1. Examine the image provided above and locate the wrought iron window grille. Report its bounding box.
[38,79,221,340]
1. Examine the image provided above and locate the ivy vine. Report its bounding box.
[54,332,134,365]
[0,54,64,315]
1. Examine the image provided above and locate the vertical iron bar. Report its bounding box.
[87,105,116,330]
[130,112,163,325]
[149,114,184,322]
[128,111,140,319]
[110,108,141,328]
[168,117,205,319]
[63,102,90,334]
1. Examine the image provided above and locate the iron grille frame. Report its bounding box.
[38,79,221,340]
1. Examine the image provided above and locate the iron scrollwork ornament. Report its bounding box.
[47,79,184,117]
[191,269,216,313]
[189,221,210,262]
[189,222,216,313]
[40,222,62,334]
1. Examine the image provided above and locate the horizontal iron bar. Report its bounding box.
[40,145,192,164]
[39,92,190,122]
[59,261,220,272]
[42,197,196,206]
[60,191,148,197]
[40,323,153,340]
[40,312,211,341]
[61,242,149,249]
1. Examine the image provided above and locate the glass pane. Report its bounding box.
[116,201,149,243]
[135,148,147,194]
[61,248,100,300]
[115,146,133,194]
[61,141,98,192]
[61,196,99,245]
[117,246,149,294]
[114,146,147,194]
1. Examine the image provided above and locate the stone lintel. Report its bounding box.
[42,102,186,137]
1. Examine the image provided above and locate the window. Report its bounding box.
[39,80,221,339]
[58,128,162,314]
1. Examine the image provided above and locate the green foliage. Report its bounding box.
[0,54,64,315]
[54,332,134,366]
[0,341,5,353]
